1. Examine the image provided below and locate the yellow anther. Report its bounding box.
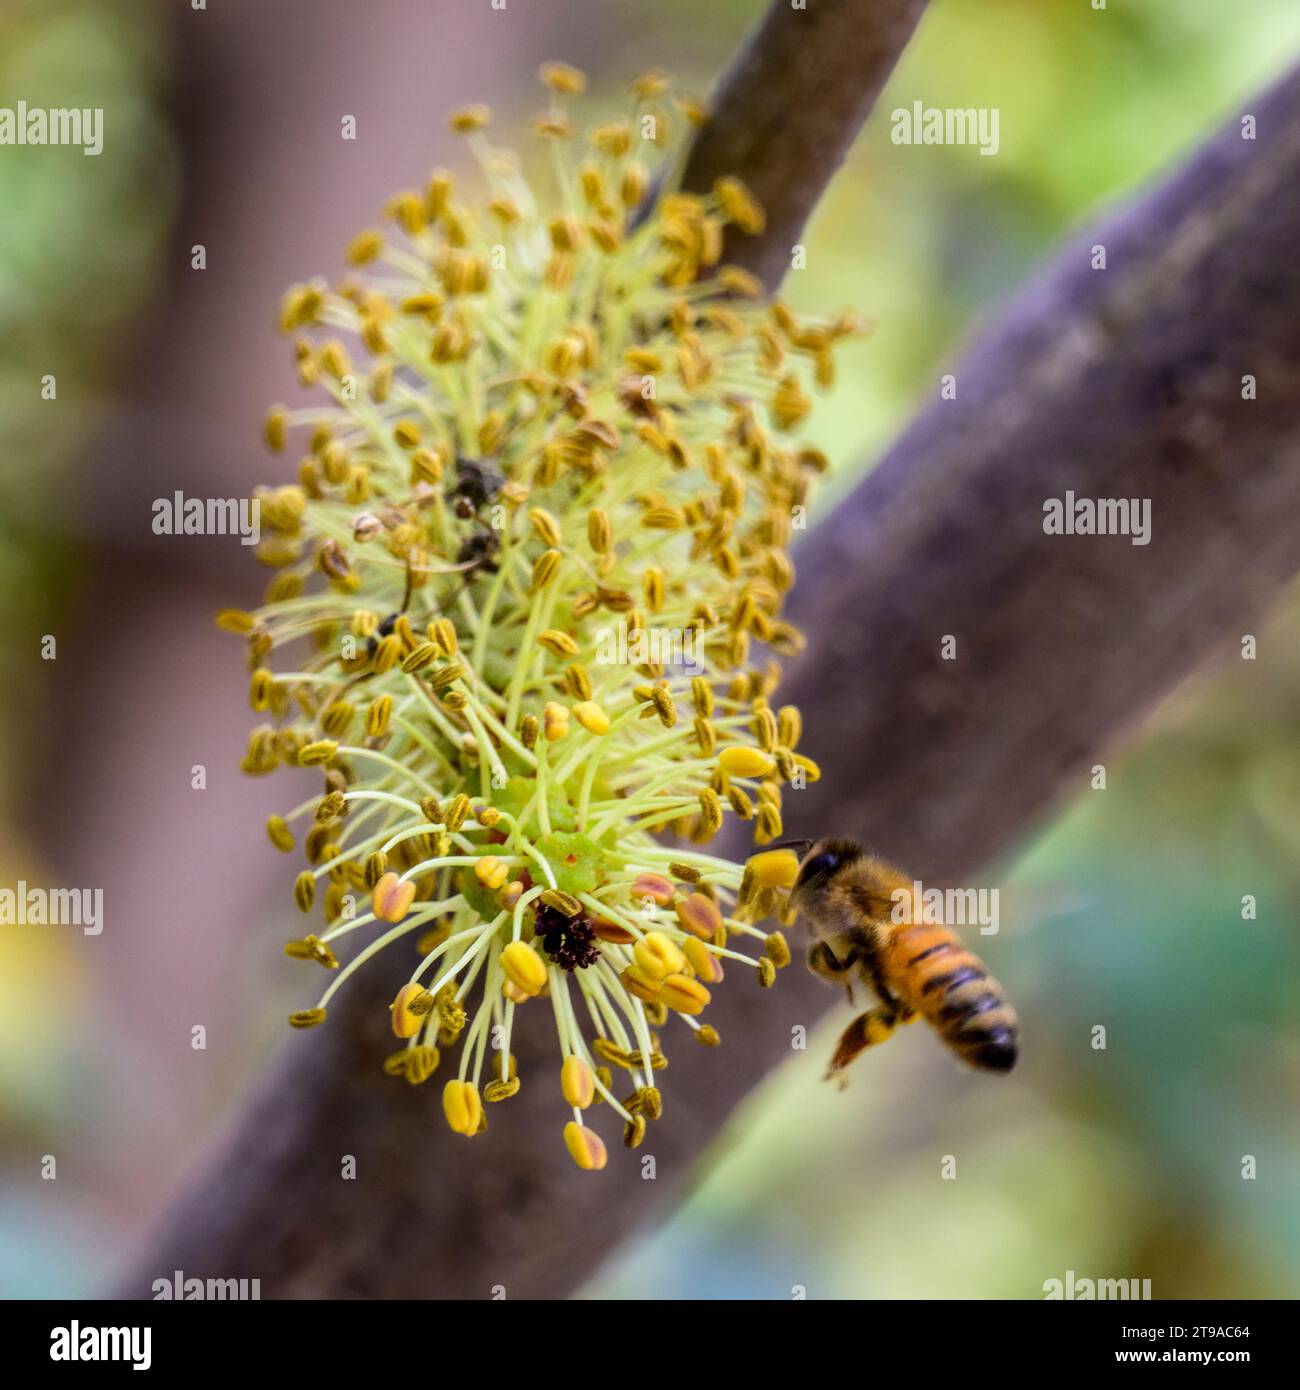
[346,229,383,264]
[401,642,439,673]
[216,608,257,634]
[620,965,662,1003]
[563,1121,607,1171]
[683,936,724,984]
[538,629,579,657]
[676,892,724,940]
[747,848,799,889]
[297,739,338,766]
[365,695,392,738]
[529,548,562,592]
[372,871,417,923]
[364,851,388,888]
[501,940,547,997]
[264,407,287,452]
[698,787,724,835]
[539,888,582,917]
[631,872,676,907]
[634,931,687,981]
[528,507,563,547]
[540,61,586,94]
[587,507,613,554]
[266,815,294,853]
[715,175,765,235]
[561,1055,595,1109]
[543,700,570,742]
[571,700,610,735]
[405,1046,441,1085]
[659,973,711,1015]
[450,104,491,133]
[445,793,471,832]
[442,1080,483,1135]
[475,855,509,891]
[391,982,434,1039]
[293,871,315,913]
[764,931,792,968]
[772,374,812,430]
[718,746,775,778]
[431,617,457,655]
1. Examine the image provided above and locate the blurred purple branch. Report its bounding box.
[777,58,1300,876]
[112,33,1300,1299]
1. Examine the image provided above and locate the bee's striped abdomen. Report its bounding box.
[887,924,1019,1073]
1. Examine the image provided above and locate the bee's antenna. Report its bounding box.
[768,838,813,856]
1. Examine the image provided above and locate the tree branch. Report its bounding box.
[777,59,1300,877]
[678,0,930,289]
[112,51,1300,1301]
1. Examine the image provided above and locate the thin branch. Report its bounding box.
[677,0,930,289]
[113,51,1300,1303]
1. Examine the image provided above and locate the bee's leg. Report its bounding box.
[871,976,917,1027]
[857,924,904,1018]
[824,1006,898,1088]
[807,940,856,1004]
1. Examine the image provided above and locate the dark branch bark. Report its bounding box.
[112,58,1300,1302]
[777,59,1300,877]
[677,0,930,289]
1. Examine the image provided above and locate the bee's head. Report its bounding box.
[779,838,865,905]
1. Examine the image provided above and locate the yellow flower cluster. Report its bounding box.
[219,64,863,1167]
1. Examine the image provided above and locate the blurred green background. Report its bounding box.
[2,0,1299,1299]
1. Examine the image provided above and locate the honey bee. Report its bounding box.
[774,838,1019,1082]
